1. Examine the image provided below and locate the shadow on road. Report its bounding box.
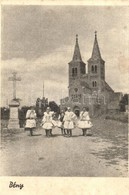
[28,134,42,136]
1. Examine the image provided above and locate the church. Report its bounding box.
[60,32,122,116]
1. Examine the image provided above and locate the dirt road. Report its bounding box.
[0,119,128,177]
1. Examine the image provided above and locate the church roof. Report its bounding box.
[72,34,82,61]
[88,31,104,62]
[101,80,114,92]
[104,81,114,92]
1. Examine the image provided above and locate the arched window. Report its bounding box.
[92,81,97,87]
[91,65,94,73]
[75,68,77,76]
[94,81,97,87]
[72,68,74,76]
[92,81,94,87]
[95,65,97,73]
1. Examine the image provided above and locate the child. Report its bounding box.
[63,107,77,137]
[58,109,66,135]
[78,107,93,136]
[41,107,54,137]
[25,106,37,136]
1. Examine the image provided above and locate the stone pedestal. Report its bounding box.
[8,100,20,129]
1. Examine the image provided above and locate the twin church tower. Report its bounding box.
[60,32,121,116]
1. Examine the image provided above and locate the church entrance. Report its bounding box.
[73,106,80,117]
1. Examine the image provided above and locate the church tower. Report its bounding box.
[87,32,105,91]
[68,35,86,97]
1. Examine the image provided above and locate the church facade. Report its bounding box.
[60,32,122,116]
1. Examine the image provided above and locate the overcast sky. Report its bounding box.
[1,5,129,106]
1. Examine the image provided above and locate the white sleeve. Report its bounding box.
[26,110,31,119]
[80,112,83,120]
[63,114,66,121]
[34,112,37,118]
[42,113,47,123]
[86,113,90,120]
[72,112,77,120]
[58,114,60,120]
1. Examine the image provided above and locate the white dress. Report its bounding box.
[63,111,77,129]
[42,112,54,130]
[78,111,93,129]
[25,110,36,128]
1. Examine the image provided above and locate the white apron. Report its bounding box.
[63,111,77,130]
[42,112,54,130]
[25,110,36,128]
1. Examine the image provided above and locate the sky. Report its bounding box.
[1,5,129,106]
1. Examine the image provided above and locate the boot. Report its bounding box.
[50,129,52,136]
[46,130,49,137]
[84,129,87,136]
[70,130,72,137]
[82,129,85,136]
[30,129,33,136]
[66,130,69,137]
[64,129,66,135]
[61,128,64,135]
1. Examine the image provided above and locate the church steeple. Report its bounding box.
[91,31,102,60]
[72,34,82,61]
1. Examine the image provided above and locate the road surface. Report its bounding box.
[0,119,128,177]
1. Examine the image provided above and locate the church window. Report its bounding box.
[92,81,97,87]
[75,68,77,76]
[72,68,77,77]
[72,68,74,76]
[94,81,97,87]
[92,81,94,87]
[95,65,97,73]
[91,65,94,73]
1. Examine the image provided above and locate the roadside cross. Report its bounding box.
[8,72,21,99]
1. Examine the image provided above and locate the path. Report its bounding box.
[0,119,128,177]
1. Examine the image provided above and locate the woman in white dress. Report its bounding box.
[78,107,93,136]
[25,106,37,136]
[41,107,54,137]
[63,107,77,137]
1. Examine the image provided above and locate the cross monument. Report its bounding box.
[8,72,21,99]
[8,72,22,130]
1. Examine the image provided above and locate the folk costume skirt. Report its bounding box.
[78,120,93,129]
[42,122,53,130]
[64,121,74,129]
[25,119,36,129]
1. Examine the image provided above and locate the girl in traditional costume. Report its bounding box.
[25,106,37,136]
[78,107,93,136]
[41,107,54,137]
[57,109,66,135]
[63,107,77,137]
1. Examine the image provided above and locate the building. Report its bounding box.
[60,32,122,116]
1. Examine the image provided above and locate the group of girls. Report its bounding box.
[25,106,93,137]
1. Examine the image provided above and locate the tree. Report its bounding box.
[49,101,60,114]
[1,107,10,120]
[19,106,31,127]
[36,97,49,118]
